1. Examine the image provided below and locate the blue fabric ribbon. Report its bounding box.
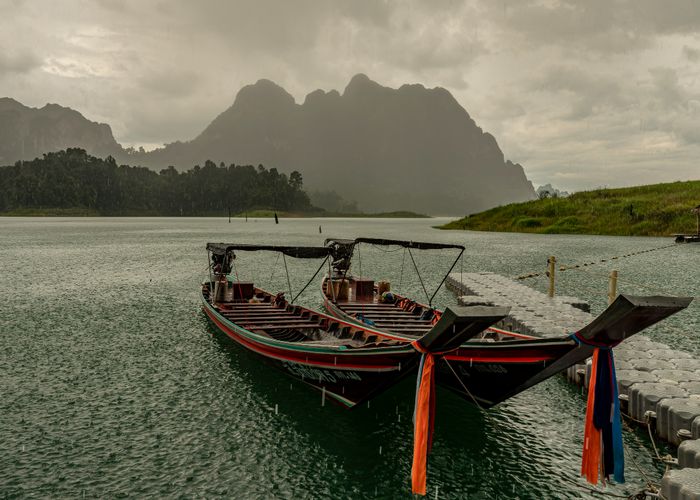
[571,333,625,484]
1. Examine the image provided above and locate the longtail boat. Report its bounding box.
[320,237,693,408]
[201,242,509,408]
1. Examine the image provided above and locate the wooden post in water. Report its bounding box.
[547,256,556,297]
[608,270,618,305]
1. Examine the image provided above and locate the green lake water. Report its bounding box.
[1,217,698,498]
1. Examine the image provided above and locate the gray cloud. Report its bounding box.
[683,45,700,62]
[0,49,42,75]
[1,0,699,190]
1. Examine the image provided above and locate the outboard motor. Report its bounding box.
[325,239,355,277]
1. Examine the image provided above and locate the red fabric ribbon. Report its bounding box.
[411,341,436,496]
[581,349,602,484]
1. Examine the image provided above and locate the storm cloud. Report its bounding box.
[1,0,699,191]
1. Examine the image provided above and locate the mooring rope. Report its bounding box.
[442,358,485,411]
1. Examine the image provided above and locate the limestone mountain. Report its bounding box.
[0,98,122,165]
[136,74,535,214]
[1,75,536,214]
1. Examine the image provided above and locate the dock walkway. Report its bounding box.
[445,272,700,499]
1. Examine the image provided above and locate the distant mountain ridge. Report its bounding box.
[0,98,121,165]
[0,75,536,214]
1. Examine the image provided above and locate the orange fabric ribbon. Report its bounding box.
[411,341,436,496]
[581,349,602,484]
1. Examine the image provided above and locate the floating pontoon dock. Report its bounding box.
[446,272,700,499]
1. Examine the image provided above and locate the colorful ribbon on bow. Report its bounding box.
[574,333,625,485]
[411,341,436,496]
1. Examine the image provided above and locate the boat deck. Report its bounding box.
[204,282,402,348]
[324,278,437,336]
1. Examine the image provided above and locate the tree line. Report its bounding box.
[0,148,313,215]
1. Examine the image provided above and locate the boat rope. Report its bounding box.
[269,252,280,287]
[292,256,330,303]
[206,250,214,297]
[357,242,362,278]
[442,357,484,411]
[282,253,293,299]
[230,257,247,317]
[558,475,635,499]
[459,251,464,293]
[428,248,465,308]
[327,258,336,302]
[620,411,676,466]
[547,262,700,301]
[408,248,431,305]
[622,439,659,496]
[514,242,680,281]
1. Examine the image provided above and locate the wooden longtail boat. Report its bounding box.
[320,237,694,408]
[201,243,510,408]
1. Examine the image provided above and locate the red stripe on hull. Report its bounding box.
[204,305,406,371]
[443,355,555,363]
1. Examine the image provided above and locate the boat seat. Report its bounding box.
[247,322,321,329]
[266,328,311,342]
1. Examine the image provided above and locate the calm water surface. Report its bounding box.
[1,217,698,498]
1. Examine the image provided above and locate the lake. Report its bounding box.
[1,217,698,498]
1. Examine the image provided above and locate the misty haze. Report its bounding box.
[2,2,700,499]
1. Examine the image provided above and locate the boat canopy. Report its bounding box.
[329,237,465,251]
[206,243,333,259]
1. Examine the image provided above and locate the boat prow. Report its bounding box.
[414,305,510,352]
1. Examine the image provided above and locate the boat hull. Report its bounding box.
[202,293,418,408]
[321,279,592,408]
[433,340,590,408]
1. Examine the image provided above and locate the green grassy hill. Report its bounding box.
[440,180,700,236]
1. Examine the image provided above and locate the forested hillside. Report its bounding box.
[0,149,312,216]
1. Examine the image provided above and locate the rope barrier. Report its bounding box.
[514,243,679,281]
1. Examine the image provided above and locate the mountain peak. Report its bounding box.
[233,78,296,108]
[343,73,384,96]
[0,97,122,164]
[0,97,27,111]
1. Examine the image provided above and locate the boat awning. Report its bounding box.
[353,237,465,251]
[206,243,333,259]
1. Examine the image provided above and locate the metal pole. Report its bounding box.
[327,258,336,302]
[282,253,293,299]
[608,270,618,305]
[547,256,556,298]
[429,248,465,307]
[207,250,214,304]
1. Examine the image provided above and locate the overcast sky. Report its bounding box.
[1,0,699,191]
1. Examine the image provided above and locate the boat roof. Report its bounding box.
[206,242,333,259]
[325,237,464,251]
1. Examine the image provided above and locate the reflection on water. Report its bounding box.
[0,217,696,498]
